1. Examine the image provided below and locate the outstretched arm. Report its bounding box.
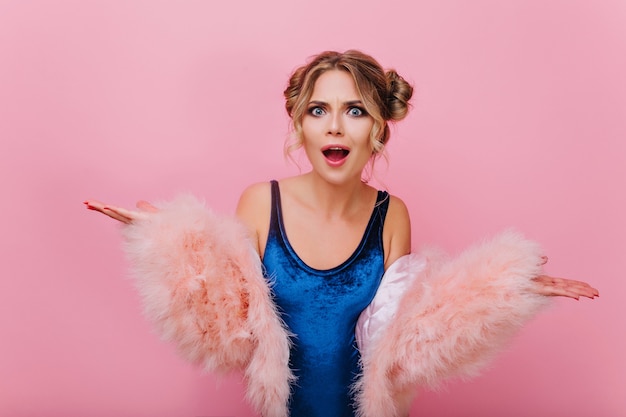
[84,196,293,417]
[354,231,598,417]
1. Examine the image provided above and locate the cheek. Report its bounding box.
[356,120,375,145]
[301,117,321,138]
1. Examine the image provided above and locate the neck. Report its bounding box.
[302,172,370,218]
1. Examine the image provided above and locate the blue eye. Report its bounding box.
[348,107,365,117]
[309,107,325,117]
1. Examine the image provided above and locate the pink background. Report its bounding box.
[1,1,624,416]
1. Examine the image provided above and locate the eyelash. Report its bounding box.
[348,106,367,117]
[306,106,368,117]
[308,107,325,117]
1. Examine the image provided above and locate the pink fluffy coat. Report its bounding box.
[121,195,548,417]
[122,195,294,417]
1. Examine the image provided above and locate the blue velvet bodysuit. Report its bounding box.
[262,180,389,417]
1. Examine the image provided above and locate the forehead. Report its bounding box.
[310,70,361,101]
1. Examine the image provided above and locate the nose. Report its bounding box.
[327,112,344,136]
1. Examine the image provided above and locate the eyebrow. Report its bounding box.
[307,100,364,107]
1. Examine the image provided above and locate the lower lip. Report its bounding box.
[324,155,348,167]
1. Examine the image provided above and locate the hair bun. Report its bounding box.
[385,70,413,121]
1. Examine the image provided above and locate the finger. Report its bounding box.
[101,207,133,224]
[566,282,599,296]
[535,284,581,300]
[84,200,106,211]
[535,275,597,291]
[570,284,599,299]
[549,277,600,297]
[103,205,143,222]
[551,276,594,287]
[85,201,119,219]
[534,276,598,299]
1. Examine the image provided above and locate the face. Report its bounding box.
[301,70,375,185]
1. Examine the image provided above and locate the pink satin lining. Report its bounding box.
[356,253,427,357]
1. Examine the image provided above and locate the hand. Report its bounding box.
[84,199,157,224]
[531,256,599,300]
[532,275,599,300]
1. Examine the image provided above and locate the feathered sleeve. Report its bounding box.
[121,195,293,417]
[354,230,549,417]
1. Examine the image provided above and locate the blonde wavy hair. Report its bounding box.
[283,50,413,160]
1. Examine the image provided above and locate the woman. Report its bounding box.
[85,50,598,417]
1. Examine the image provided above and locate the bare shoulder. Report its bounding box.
[383,193,412,269]
[237,182,271,210]
[386,194,411,235]
[387,194,410,220]
[236,181,272,256]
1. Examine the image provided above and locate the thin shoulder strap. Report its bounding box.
[268,179,281,233]
[374,190,390,224]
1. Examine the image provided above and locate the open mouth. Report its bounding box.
[322,147,350,162]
